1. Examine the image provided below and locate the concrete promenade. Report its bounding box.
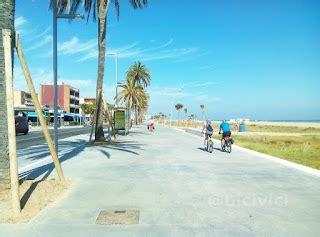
[1,124,319,237]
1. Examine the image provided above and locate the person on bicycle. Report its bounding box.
[219,120,231,147]
[149,119,155,132]
[201,119,214,149]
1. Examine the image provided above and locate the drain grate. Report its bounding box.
[96,209,140,225]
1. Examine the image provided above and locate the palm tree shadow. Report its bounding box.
[19,142,86,180]
[92,140,144,157]
[18,143,87,211]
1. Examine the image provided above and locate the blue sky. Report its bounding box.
[14,0,320,120]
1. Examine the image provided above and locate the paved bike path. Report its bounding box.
[1,124,319,237]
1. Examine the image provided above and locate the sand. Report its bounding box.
[0,179,70,223]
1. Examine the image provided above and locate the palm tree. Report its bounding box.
[183,108,187,119]
[200,104,205,121]
[116,77,148,125]
[190,114,197,121]
[80,102,96,123]
[0,0,15,199]
[127,61,151,87]
[175,103,183,126]
[54,0,148,141]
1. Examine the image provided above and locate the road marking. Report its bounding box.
[17,129,89,142]
[18,157,52,172]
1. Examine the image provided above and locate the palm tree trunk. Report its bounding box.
[135,105,138,125]
[95,2,109,142]
[0,0,15,199]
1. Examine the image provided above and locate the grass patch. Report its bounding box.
[230,135,320,170]
[245,124,320,133]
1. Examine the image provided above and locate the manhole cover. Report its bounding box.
[96,209,140,225]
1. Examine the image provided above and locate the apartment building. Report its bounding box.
[41,82,80,114]
[14,90,39,107]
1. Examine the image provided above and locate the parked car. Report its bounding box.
[15,112,29,135]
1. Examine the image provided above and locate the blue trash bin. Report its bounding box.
[239,124,246,132]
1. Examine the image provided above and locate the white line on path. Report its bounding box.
[17,129,88,142]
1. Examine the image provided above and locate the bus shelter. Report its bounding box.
[113,107,130,135]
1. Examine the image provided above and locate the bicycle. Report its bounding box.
[221,136,232,153]
[207,134,214,153]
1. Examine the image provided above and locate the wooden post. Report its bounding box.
[3,29,21,215]
[89,115,95,143]
[89,89,102,143]
[101,91,116,140]
[15,34,65,181]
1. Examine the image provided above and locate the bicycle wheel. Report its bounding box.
[208,140,213,153]
[221,142,225,151]
[227,143,232,153]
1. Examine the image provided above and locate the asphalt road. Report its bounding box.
[16,126,91,149]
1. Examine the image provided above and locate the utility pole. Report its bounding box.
[52,0,84,154]
[53,0,58,153]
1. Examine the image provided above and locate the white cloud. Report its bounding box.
[78,38,199,63]
[149,86,193,98]
[183,81,217,88]
[13,65,98,98]
[15,16,27,28]
[140,39,173,53]
[58,37,96,55]
[29,27,51,40]
[78,49,98,62]
[26,35,52,51]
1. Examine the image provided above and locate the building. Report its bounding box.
[79,97,96,121]
[41,83,80,114]
[80,97,96,106]
[14,90,39,107]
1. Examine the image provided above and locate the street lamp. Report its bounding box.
[52,1,84,154]
[106,52,118,106]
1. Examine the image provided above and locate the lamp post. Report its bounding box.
[52,0,84,154]
[106,52,118,106]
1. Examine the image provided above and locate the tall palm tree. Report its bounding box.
[54,0,148,141]
[175,103,183,126]
[200,104,205,121]
[183,108,187,119]
[0,0,15,199]
[127,61,151,87]
[116,77,148,125]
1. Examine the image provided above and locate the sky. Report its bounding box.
[13,0,320,120]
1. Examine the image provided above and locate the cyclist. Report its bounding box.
[201,119,214,150]
[219,120,231,147]
[149,119,155,132]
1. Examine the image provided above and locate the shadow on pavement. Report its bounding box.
[197,147,206,151]
[19,141,86,180]
[17,140,86,161]
[91,140,144,157]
